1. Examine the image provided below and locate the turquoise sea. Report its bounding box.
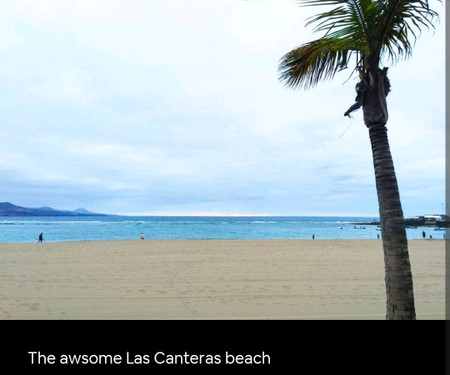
[0,216,442,243]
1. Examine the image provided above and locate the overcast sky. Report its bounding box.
[0,0,445,216]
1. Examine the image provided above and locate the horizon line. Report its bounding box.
[108,213,380,218]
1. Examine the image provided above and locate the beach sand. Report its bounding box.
[0,239,445,319]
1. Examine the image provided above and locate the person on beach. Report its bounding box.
[422,231,426,239]
[140,233,145,240]
[312,234,315,240]
[37,233,44,243]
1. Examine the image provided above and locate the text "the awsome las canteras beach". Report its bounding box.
[27,351,271,366]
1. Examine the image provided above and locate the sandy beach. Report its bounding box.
[0,239,445,320]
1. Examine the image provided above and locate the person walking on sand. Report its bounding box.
[140,233,145,240]
[312,234,315,240]
[37,233,44,243]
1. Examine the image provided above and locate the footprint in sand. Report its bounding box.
[21,303,40,311]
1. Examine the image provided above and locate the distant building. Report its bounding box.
[404,215,449,227]
[422,215,447,224]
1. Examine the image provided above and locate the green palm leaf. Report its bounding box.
[278,37,362,89]
[375,0,439,62]
[279,0,440,89]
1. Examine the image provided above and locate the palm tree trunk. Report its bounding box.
[368,124,416,320]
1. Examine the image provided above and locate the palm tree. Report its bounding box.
[278,0,440,320]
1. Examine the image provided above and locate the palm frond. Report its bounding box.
[278,37,361,89]
[279,0,441,89]
[298,0,440,62]
[375,0,440,63]
[304,0,373,46]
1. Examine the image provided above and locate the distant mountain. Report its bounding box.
[0,202,107,217]
[72,208,101,215]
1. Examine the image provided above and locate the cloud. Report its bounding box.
[0,0,444,216]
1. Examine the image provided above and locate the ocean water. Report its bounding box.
[0,216,441,243]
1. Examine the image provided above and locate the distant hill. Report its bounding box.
[0,202,107,217]
[72,208,99,215]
